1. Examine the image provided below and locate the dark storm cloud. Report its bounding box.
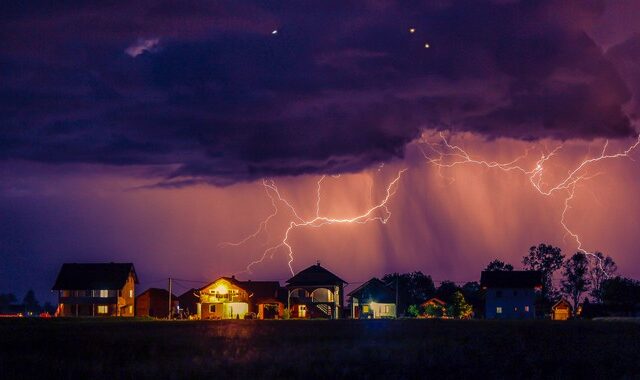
[0,0,637,184]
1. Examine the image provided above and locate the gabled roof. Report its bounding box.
[480,271,543,289]
[286,263,346,286]
[552,299,572,310]
[136,288,178,301]
[240,281,282,300]
[199,276,243,291]
[347,278,395,303]
[52,263,138,290]
[422,297,446,307]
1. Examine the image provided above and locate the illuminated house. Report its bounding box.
[197,276,285,319]
[135,288,178,318]
[348,278,396,319]
[52,263,138,317]
[480,271,542,320]
[551,299,572,320]
[421,297,447,318]
[286,262,346,319]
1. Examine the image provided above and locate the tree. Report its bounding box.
[22,289,41,314]
[461,281,481,317]
[561,253,591,309]
[522,243,564,301]
[382,272,435,316]
[0,293,17,312]
[435,281,460,304]
[423,302,446,318]
[406,304,421,318]
[601,277,640,306]
[446,291,473,319]
[588,252,617,303]
[485,259,514,272]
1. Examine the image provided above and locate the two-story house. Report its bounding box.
[286,262,346,319]
[480,270,542,319]
[197,276,286,319]
[52,263,138,317]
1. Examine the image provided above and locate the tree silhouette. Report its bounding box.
[522,243,564,301]
[22,289,41,314]
[561,252,591,309]
[382,272,435,316]
[435,281,460,304]
[588,252,617,303]
[485,259,514,272]
[446,291,473,319]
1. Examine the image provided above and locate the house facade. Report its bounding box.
[197,277,285,319]
[551,299,572,320]
[52,263,138,317]
[135,288,178,318]
[480,270,542,320]
[286,262,346,319]
[348,278,396,319]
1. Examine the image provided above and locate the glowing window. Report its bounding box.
[363,305,370,313]
[525,306,530,312]
[496,307,502,314]
[97,305,108,314]
[99,290,109,298]
[514,307,518,312]
[129,289,133,298]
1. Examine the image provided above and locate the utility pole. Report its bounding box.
[395,274,399,319]
[168,277,172,320]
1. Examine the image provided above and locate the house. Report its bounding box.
[551,299,572,320]
[286,262,346,319]
[348,278,396,319]
[178,288,200,316]
[135,288,178,318]
[480,270,542,320]
[52,263,138,317]
[421,297,447,318]
[196,276,285,320]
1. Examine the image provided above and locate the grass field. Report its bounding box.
[2,318,640,379]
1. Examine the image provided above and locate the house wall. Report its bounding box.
[120,273,136,317]
[485,288,536,319]
[199,279,250,319]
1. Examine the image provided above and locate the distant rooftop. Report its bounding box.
[52,263,138,290]
[480,270,542,289]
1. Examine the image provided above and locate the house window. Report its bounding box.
[525,306,530,312]
[209,305,216,313]
[514,307,518,312]
[362,305,370,313]
[496,290,502,298]
[97,305,108,314]
[99,290,109,298]
[384,305,390,313]
[496,307,502,314]
[299,305,307,318]
[128,305,133,314]
[129,289,133,298]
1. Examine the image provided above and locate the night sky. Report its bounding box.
[2,1,640,302]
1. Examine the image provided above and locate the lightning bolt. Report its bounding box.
[223,169,407,275]
[420,131,640,275]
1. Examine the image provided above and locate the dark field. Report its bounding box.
[2,319,640,379]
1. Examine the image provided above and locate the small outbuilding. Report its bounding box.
[551,299,572,320]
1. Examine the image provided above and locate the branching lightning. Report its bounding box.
[223,170,407,275]
[420,132,640,275]
[223,129,638,278]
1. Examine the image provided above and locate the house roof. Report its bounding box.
[52,263,138,290]
[552,299,572,310]
[136,288,178,301]
[286,263,346,287]
[199,276,243,292]
[422,297,446,307]
[240,281,282,301]
[480,271,542,289]
[347,278,395,303]
[178,288,200,300]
